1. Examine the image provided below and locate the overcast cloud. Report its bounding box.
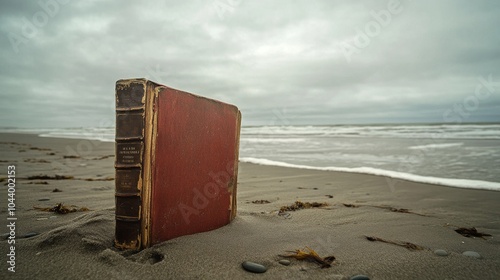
[1,0,499,127]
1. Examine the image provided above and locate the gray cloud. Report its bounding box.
[1,0,499,128]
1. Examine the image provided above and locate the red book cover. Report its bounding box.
[114,79,241,250]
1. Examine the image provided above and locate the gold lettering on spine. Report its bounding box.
[114,79,146,250]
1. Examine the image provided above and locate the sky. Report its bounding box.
[1,0,499,128]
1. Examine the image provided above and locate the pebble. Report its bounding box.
[38,198,50,201]
[462,251,481,259]
[350,275,370,280]
[434,249,449,256]
[278,259,291,266]
[36,218,48,221]
[21,232,40,239]
[1,233,9,240]
[242,261,267,273]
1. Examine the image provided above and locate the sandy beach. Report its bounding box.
[1,132,500,280]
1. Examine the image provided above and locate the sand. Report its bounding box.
[1,133,500,279]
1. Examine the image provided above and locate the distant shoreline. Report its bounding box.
[2,132,500,192]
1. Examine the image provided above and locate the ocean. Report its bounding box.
[3,123,500,191]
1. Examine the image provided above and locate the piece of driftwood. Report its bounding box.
[280,246,335,268]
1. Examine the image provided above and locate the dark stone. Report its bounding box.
[351,275,370,280]
[242,261,267,273]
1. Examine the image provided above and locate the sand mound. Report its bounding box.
[36,210,114,253]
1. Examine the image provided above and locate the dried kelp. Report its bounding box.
[365,236,425,251]
[343,203,358,208]
[27,181,49,185]
[30,147,52,151]
[34,203,89,214]
[27,175,74,180]
[24,159,51,163]
[280,247,335,268]
[279,201,329,213]
[455,227,492,239]
[340,204,426,216]
[252,200,271,204]
[25,174,113,182]
[0,142,19,145]
[63,155,81,159]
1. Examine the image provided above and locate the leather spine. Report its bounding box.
[114,79,147,250]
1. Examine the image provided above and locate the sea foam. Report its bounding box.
[240,157,500,191]
[408,143,464,150]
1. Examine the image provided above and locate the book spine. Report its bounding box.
[114,79,147,250]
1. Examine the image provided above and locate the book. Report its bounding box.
[114,78,241,250]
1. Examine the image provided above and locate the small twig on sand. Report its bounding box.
[371,205,429,217]
[365,236,426,251]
